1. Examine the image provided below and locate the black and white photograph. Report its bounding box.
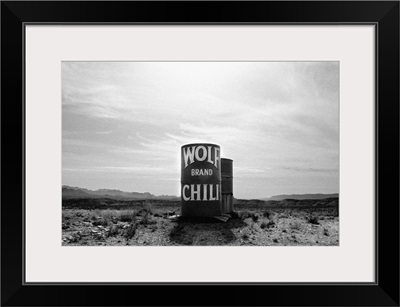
[62,61,339,246]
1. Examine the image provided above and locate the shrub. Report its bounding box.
[241,228,251,240]
[260,218,275,230]
[139,213,157,225]
[91,210,114,226]
[67,232,81,243]
[265,220,276,229]
[144,202,154,215]
[260,220,269,229]
[91,210,101,220]
[263,210,271,219]
[323,228,329,236]
[251,213,259,223]
[120,211,137,222]
[307,215,320,225]
[239,211,259,223]
[107,224,121,237]
[124,222,137,239]
[102,216,112,226]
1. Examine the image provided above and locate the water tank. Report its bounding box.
[181,143,222,217]
[221,158,233,214]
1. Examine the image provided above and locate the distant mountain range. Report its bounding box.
[63,186,338,202]
[260,193,339,201]
[62,186,180,201]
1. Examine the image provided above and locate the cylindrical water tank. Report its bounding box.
[221,158,233,214]
[181,143,222,217]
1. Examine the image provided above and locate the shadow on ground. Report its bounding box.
[168,215,247,246]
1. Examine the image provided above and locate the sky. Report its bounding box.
[62,62,339,199]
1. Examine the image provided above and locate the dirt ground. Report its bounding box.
[62,199,339,246]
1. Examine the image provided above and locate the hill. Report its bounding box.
[62,186,179,201]
[261,193,339,201]
[233,197,338,209]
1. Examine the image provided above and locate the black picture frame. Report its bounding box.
[1,1,399,306]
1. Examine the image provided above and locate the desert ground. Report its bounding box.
[62,198,339,246]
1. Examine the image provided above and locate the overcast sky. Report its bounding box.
[62,62,339,199]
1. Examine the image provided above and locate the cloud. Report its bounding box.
[96,131,113,135]
[63,166,176,174]
[62,62,339,198]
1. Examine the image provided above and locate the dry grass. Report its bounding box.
[62,198,339,246]
[91,209,138,224]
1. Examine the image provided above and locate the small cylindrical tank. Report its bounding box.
[181,143,222,217]
[221,158,233,214]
